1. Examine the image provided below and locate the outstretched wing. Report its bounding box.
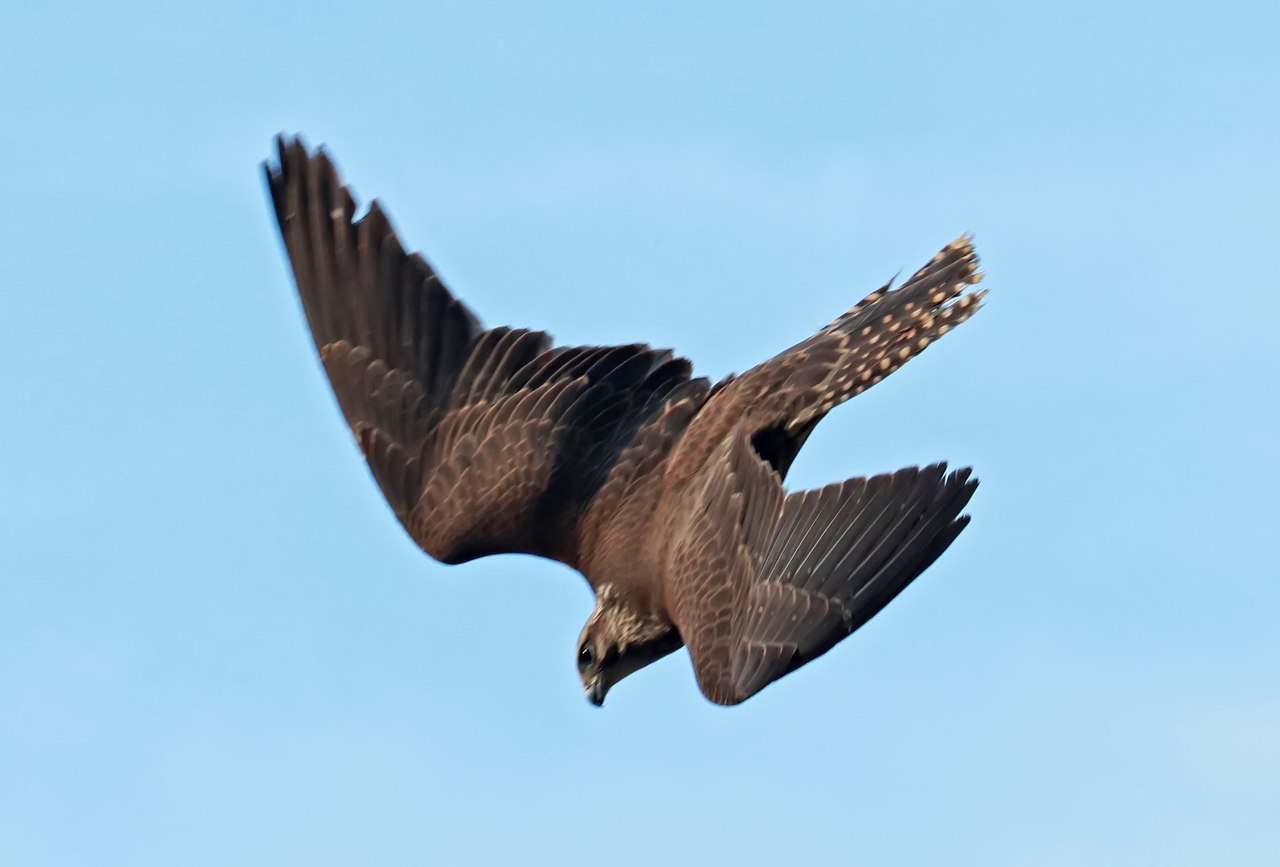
[265,135,695,569]
[667,430,976,705]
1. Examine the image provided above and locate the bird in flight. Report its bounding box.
[265,135,984,706]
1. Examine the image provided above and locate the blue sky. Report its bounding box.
[2,1,1277,864]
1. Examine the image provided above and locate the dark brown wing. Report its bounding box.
[667,430,977,705]
[666,430,783,704]
[668,236,986,484]
[265,135,695,569]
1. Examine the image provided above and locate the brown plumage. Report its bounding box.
[265,135,984,707]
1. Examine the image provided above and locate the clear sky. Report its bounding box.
[2,1,1277,864]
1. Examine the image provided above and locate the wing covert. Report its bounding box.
[265,135,695,569]
[666,430,977,705]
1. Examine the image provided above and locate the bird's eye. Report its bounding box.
[578,644,595,669]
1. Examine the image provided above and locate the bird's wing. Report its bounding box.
[265,136,697,569]
[667,430,976,705]
[667,236,986,483]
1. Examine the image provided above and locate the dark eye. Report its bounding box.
[578,643,595,669]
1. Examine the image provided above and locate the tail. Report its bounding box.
[667,235,986,484]
[787,234,987,430]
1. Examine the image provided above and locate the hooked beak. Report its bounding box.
[585,676,607,707]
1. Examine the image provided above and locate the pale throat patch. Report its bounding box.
[588,584,668,650]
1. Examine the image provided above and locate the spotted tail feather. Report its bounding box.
[787,234,987,430]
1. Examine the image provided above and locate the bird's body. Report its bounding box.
[265,135,985,706]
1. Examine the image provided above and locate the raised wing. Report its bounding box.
[667,430,976,705]
[265,135,695,569]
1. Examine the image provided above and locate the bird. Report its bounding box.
[264,134,985,707]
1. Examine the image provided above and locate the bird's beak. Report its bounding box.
[585,676,607,707]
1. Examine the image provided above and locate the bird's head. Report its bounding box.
[576,587,682,707]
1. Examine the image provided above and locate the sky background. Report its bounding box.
[2,1,1278,864]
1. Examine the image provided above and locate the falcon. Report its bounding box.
[264,135,984,706]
